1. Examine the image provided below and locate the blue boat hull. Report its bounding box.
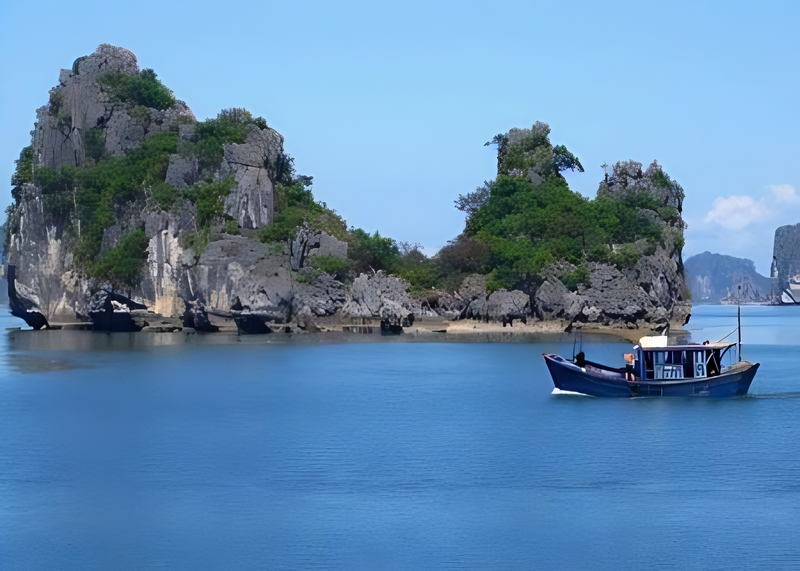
[543,354,759,398]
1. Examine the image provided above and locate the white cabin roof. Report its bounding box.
[639,335,668,348]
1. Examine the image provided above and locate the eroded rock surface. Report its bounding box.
[34,44,193,170]
[772,223,800,295]
[6,44,692,334]
[486,289,530,321]
[292,273,348,317]
[533,234,690,329]
[342,272,419,327]
[194,237,294,322]
[291,223,348,271]
[416,290,465,319]
[223,128,283,229]
[7,265,50,330]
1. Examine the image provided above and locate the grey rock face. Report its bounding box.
[7,265,50,330]
[292,273,347,317]
[463,296,487,320]
[165,154,200,189]
[379,299,414,328]
[132,310,183,332]
[685,252,772,304]
[310,232,348,260]
[416,290,466,319]
[772,223,800,295]
[290,224,321,271]
[34,45,135,170]
[88,290,148,332]
[33,44,194,171]
[532,233,690,329]
[290,224,348,271]
[342,272,420,326]
[6,184,78,321]
[457,274,487,302]
[192,237,294,322]
[534,277,583,321]
[140,203,198,317]
[104,101,194,157]
[223,128,284,229]
[94,199,197,319]
[485,289,530,321]
[582,264,650,322]
[182,299,218,332]
[457,274,531,322]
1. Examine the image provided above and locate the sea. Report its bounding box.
[1,305,799,570]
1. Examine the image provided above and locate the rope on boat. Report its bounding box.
[717,326,739,343]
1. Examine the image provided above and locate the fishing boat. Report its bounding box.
[543,334,759,398]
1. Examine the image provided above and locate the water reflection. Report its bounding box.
[2,306,800,569]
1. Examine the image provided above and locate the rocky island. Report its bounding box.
[685,252,774,305]
[2,44,691,337]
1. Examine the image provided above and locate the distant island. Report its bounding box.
[2,44,690,335]
[684,252,773,305]
[683,224,800,306]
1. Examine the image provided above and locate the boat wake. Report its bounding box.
[745,392,800,400]
[551,388,593,397]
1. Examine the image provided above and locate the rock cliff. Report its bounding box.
[4,45,691,334]
[5,44,349,331]
[772,223,800,299]
[685,251,773,304]
[36,45,193,170]
[532,234,691,330]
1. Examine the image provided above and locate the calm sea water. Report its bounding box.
[1,306,800,570]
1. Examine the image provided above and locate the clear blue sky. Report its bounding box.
[2,0,799,274]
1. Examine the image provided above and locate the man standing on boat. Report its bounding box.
[624,353,636,383]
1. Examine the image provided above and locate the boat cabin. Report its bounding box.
[633,338,736,381]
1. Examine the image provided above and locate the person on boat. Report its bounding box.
[624,353,636,383]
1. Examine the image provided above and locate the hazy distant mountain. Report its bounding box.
[684,252,772,304]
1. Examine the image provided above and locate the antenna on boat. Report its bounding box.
[738,285,742,362]
[572,332,577,361]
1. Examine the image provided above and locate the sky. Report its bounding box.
[1,0,799,275]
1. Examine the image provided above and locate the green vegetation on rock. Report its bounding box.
[180,108,269,173]
[32,128,180,262]
[224,220,239,235]
[461,174,670,290]
[446,125,684,292]
[184,177,234,228]
[258,173,349,245]
[13,103,277,270]
[84,128,107,163]
[308,254,349,279]
[89,228,149,289]
[98,68,176,110]
[5,48,686,308]
[561,265,590,292]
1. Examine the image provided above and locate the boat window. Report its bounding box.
[653,351,685,379]
[718,346,736,369]
[708,350,721,377]
[692,351,707,378]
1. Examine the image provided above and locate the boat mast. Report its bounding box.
[738,285,742,362]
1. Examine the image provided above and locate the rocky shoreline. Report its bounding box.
[5,260,688,339]
[6,315,679,348]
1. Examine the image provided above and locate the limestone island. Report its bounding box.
[2,44,691,341]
